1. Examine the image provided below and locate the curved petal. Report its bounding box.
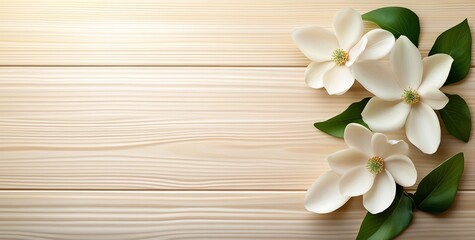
[371,133,410,158]
[323,65,355,95]
[406,103,441,154]
[419,54,454,92]
[363,170,396,214]
[419,87,449,110]
[346,36,368,66]
[357,29,396,61]
[305,62,336,89]
[339,166,375,197]
[305,171,351,214]
[352,60,402,101]
[333,8,363,51]
[328,148,368,175]
[292,26,338,62]
[385,155,417,187]
[344,123,374,154]
[362,97,411,132]
[390,36,423,89]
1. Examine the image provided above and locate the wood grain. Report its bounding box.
[0,191,473,239]
[0,0,473,66]
[0,67,473,190]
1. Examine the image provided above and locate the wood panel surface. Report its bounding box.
[0,67,473,190]
[0,191,474,239]
[0,0,473,66]
[1,0,474,239]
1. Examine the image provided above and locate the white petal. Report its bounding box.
[305,171,351,214]
[406,103,441,154]
[333,8,363,51]
[328,148,368,175]
[305,62,336,89]
[362,97,411,132]
[419,87,449,110]
[357,29,396,61]
[339,166,375,197]
[385,155,417,187]
[390,36,423,89]
[419,54,454,92]
[363,170,396,214]
[346,36,367,66]
[323,65,355,95]
[344,123,374,153]
[292,26,339,62]
[371,133,410,158]
[352,60,403,101]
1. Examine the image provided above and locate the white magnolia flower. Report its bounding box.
[353,36,454,154]
[292,8,395,95]
[305,123,417,214]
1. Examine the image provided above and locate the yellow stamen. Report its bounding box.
[332,49,349,66]
[367,156,384,174]
[402,89,420,105]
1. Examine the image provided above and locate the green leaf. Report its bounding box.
[363,7,420,46]
[414,152,464,214]
[438,94,471,142]
[429,19,472,85]
[356,186,413,240]
[314,98,370,138]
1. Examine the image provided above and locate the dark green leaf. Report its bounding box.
[429,19,472,85]
[314,98,370,138]
[356,186,413,240]
[439,94,471,142]
[363,7,420,46]
[414,152,464,214]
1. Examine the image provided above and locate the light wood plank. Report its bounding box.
[0,67,473,190]
[0,190,473,239]
[0,0,473,66]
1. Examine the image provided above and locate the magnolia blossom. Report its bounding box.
[305,123,417,214]
[353,36,454,154]
[292,8,395,95]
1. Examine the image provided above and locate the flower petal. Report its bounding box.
[346,36,368,66]
[419,87,449,110]
[385,155,417,187]
[357,29,396,61]
[305,61,336,89]
[292,26,339,62]
[339,166,375,197]
[371,133,410,158]
[419,54,454,92]
[352,60,402,101]
[344,123,374,154]
[406,103,441,154]
[305,171,351,214]
[390,36,423,89]
[323,65,355,95]
[328,148,368,175]
[333,8,363,51]
[362,97,411,132]
[363,170,396,214]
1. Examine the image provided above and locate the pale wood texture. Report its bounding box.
[0,67,473,191]
[0,0,474,66]
[0,191,474,239]
[1,0,475,239]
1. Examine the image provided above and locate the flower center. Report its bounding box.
[367,156,384,175]
[401,88,420,105]
[332,49,349,66]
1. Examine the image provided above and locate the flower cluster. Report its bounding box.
[292,6,470,239]
[292,7,461,216]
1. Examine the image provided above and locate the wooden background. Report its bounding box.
[0,0,474,239]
